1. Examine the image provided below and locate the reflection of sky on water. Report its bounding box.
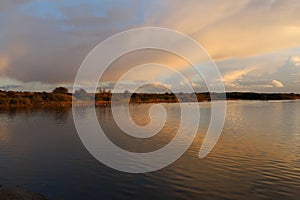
[0,101,299,199]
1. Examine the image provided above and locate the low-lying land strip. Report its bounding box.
[0,87,299,109]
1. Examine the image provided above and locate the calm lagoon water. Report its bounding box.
[0,100,300,199]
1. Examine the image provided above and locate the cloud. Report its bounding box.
[291,56,300,66]
[96,81,172,93]
[135,82,171,93]
[272,80,284,88]
[145,0,300,60]
[0,84,22,91]
[0,0,144,85]
[222,67,256,83]
[0,55,10,74]
[271,55,300,82]
[214,51,300,92]
[0,0,300,93]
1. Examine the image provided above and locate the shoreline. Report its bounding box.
[0,90,300,110]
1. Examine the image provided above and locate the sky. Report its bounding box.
[0,0,300,92]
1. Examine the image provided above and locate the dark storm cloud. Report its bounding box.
[0,0,144,84]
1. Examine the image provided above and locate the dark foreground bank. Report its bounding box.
[0,188,47,200]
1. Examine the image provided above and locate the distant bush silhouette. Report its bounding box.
[52,87,68,94]
[74,89,91,100]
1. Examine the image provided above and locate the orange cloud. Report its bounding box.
[272,79,284,88]
[145,0,300,60]
[222,67,256,83]
[0,55,9,75]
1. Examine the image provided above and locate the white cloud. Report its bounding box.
[291,56,300,66]
[272,80,284,88]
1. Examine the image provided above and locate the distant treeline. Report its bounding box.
[0,87,300,109]
[0,87,73,109]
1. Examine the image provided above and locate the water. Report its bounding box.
[0,101,300,199]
